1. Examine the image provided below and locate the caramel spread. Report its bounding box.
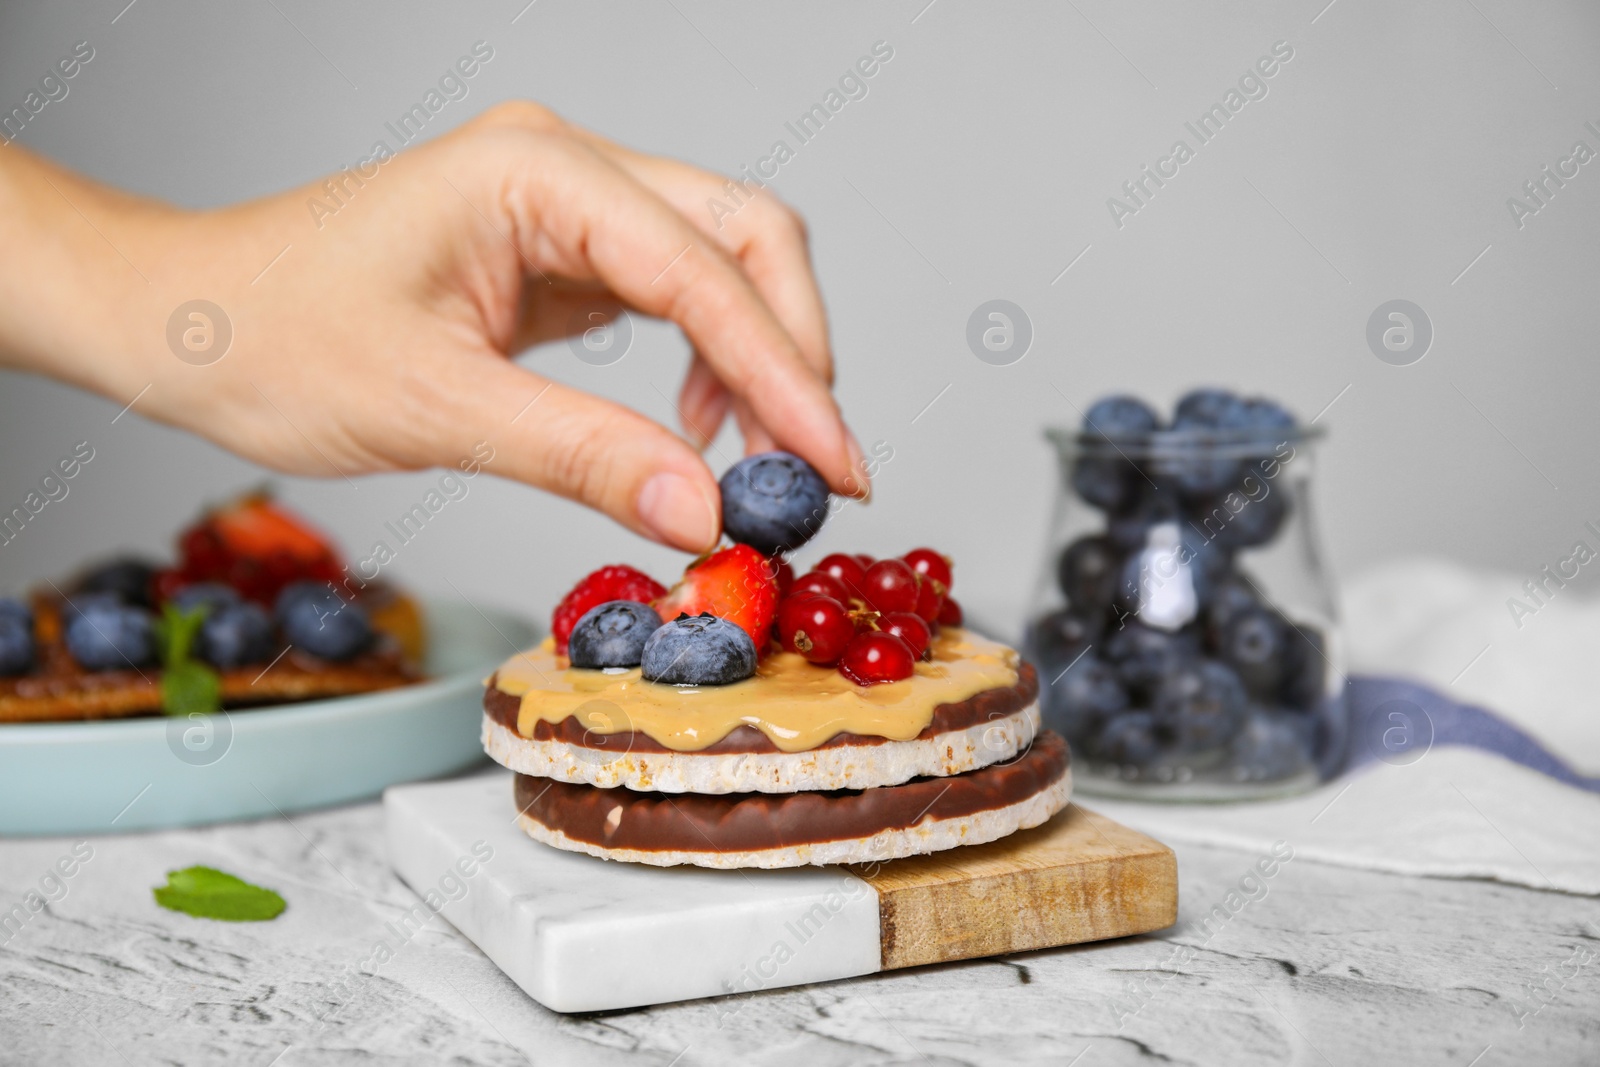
[491,627,1021,754]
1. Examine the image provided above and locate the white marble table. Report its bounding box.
[3,765,1595,1066]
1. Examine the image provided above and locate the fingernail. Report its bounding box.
[637,472,719,551]
[843,430,871,502]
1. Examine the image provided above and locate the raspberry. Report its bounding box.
[551,565,666,654]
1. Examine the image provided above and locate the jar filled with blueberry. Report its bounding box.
[1025,387,1346,799]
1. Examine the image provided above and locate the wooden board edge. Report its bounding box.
[865,809,1179,970]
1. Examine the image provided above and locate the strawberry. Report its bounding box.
[551,565,667,655]
[209,494,335,562]
[653,544,778,646]
[174,492,343,605]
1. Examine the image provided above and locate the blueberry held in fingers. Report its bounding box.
[719,451,831,556]
[568,600,663,669]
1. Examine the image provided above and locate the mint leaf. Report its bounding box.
[156,604,222,717]
[153,866,285,922]
[157,603,208,665]
[162,661,221,717]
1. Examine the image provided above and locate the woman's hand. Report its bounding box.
[0,101,866,552]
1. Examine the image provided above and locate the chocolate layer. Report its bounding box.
[486,660,1038,754]
[513,730,1070,853]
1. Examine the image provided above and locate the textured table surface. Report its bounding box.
[2,766,1596,1067]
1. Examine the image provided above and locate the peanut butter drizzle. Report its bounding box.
[492,627,1021,754]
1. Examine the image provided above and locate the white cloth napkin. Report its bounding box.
[1081,557,1600,896]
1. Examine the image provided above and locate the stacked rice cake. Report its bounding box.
[482,627,1071,869]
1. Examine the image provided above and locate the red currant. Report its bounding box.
[838,631,916,685]
[790,571,849,603]
[853,553,876,570]
[777,594,855,664]
[937,595,963,627]
[902,548,953,595]
[769,557,795,599]
[812,554,868,600]
[877,611,931,659]
[860,558,919,615]
[911,572,944,623]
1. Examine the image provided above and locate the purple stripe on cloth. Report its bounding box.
[1343,675,1600,793]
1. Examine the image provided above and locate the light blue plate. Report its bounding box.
[0,600,538,836]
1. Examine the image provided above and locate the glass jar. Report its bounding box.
[1024,424,1346,800]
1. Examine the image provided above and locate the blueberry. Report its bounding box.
[1092,711,1165,767]
[1041,652,1128,741]
[1152,659,1248,752]
[1229,710,1313,781]
[1082,395,1161,437]
[569,600,662,669]
[0,615,34,676]
[1070,455,1143,513]
[1104,487,1180,549]
[275,581,372,661]
[1055,535,1121,613]
[719,451,830,556]
[76,557,158,608]
[1220,608,1287,698]
[1025,609,1101,676]
[64,600,156,671]
[0,597,32,627]
[1103,621,1199,697]
[1190,486,1291,549]
[168,583,242,615]
[641,612,757,686]
[1233,397,1297,438]
[1280,623,1328,711]
[1172,387,1247,429]
[1202,571,1261,645]
[1115,523,1223,631]
[197,602,275,669]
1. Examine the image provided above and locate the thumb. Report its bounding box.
[429,355,722,552]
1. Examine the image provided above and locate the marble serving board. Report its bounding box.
[384,772,1177,1013]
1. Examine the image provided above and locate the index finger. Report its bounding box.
[471,125,862,496]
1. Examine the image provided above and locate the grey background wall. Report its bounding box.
[2,0,1597,627]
